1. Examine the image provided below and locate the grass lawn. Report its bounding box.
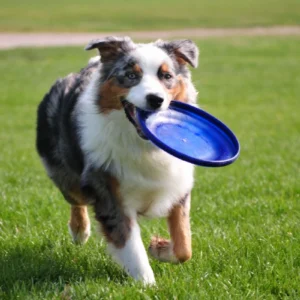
[0,36,299,299]
[1,0,300,32]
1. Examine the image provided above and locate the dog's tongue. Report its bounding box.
[123,101,134,117]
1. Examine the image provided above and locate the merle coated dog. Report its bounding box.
[36,36,199,284]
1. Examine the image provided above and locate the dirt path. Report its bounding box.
[1,26,300,49]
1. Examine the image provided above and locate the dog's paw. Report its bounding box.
[130,266,156,286]
[141,272,156,286]
[68,222,91,244]
[148,236,178,263]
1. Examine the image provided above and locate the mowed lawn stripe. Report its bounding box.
[1,0,300,32]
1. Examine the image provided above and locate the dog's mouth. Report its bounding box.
[121,100,147,140]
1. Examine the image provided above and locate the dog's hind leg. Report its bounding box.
[149,193,192,263]
[68,205,91,244]
[64,189,91,244]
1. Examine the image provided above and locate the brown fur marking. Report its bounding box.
[168,200,192,262]
[158,63,187,102]
[167,76,187,103]
[69,205,90,239]
[99,79,128,114]
[132,63,143,74]
[173,77,187,102]
[160,63,170,73]
[108,175,123,205]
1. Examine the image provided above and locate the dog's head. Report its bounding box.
[86,36,199,138]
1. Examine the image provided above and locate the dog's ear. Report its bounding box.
[85,36,135,63]
[155,39,199,68]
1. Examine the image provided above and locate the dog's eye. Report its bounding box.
[164,73,173,80]
[126,72,137,80]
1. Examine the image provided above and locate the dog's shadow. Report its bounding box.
[0,239,128,293]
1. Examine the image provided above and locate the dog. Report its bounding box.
[36,36,199,285]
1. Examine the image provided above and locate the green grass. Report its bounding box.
[1,0,300,32]
[0,37,300,299]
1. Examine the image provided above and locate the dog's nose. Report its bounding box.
[146,94,164,109]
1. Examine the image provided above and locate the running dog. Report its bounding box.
[36,36,199,284]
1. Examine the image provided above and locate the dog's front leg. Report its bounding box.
[106,218,155,285]
[149,193,192,263]
[81,168,155,285]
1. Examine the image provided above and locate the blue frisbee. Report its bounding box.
[136,101,240,167]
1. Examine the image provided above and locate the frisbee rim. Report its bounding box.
[136,100,240,167]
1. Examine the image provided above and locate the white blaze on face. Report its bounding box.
[126,45,174,110]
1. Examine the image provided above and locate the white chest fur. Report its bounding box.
[77,96,194,218]
[117,148,194,218]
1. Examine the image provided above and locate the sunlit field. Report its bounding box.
[0,36,299,298]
